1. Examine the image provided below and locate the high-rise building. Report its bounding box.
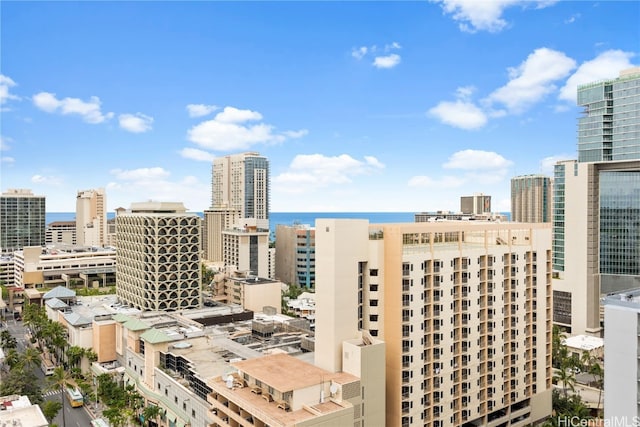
[0,189,46,254]
[552,68,640,336]
[577,67,640,162]
[221,220,270,278]
[211,152,269,221]
[460,193,491,215]
[116,202,202,311]
[315,219,553,427]
[76,188,107,247]
[275,224,316,288]
[510,175,552,223]
[205,152,270,263]
[45,221,77,245]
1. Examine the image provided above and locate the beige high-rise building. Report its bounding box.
[116,201,202,311]
[203,208,240,262]
[205,152,270,263]
[510,175,552,223]
[222,220,270,278]
[315,219,552,427]
[76,188,107,247]
[460,193,491,215]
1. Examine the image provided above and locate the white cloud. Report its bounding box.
[0,75,20,105]
[353,42,401,68]
[186,104,218,118]
[31,174,62,185]
[558,50,636,102]
[32,92,114,124]
[283,129,309,138]
[118,113,154,133]
[187,106,306,151]
[110,167,170,181]
[373,54,401,69]
[0,136,11,151]
[352,46,368,60]
[1,156,15,164]
[215,106,262,123]
[430,0,557,33]
[273,154,385,194]
[487,48,576,113]
[428,99,488,130]
[179,147,215,162]
[443,149,513,170]
[408,175,465,188]
[564,13,580,24]
[539,154,574,174]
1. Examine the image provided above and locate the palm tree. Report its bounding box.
[553,363,576,398]
[22,347,41,370]
[49,366,72,427]
[142,404,163,426]
[66,345,85,370]
[588,359,604,416]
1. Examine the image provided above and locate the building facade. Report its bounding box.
[202,208,240,262]
[46,221,77,245]
[315,219,552,427]
[577,67,640,162]
[603,289,640,422]
[76,188,107,247]
[510,175,552,223]
[460,193,491,215]
[0,189,46,254]
[116,202,202,311]
[222,223,270,278]
[275,224,316,288]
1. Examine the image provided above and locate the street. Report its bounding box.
[3,318,95,426]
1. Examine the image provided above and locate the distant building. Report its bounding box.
[202,208,240,262]
[13,245,116,290]
[0,189,46,254]
[76,188,107,247]
[222,220,270,279]
[116,201,202,311]
[603,289,640,422]
[211,272,282,313]
[460,193,491,215]
[46,220,77,245]
[510,175,552,223]
[275,224,316,288]
[415,211,508,222]
[315,219,552,426]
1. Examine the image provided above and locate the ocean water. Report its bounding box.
[46,211,417,237]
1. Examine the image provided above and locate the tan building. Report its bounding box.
[511,175,552,223]
[222,222,270,279]
[275,224,316,288]
[208,353,361,427]
[203,208,240,262]
[116,201,202,311]
[76,188,107,247]
[460,193,491,215]
[13,245,116,290]
[315,219,552,427]
[46,220,77,245]
[212,273,282,313]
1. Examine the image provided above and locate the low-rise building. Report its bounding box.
[0,395,48,427]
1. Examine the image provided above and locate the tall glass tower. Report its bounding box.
[0,189,46,253]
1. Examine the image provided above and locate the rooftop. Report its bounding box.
[232,353,357,392]
[563,335,604,351]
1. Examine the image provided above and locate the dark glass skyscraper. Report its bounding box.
[0,188,46,253]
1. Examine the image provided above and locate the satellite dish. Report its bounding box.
[330,384,339,395]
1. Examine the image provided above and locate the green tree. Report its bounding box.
[66,345,85,369]
[48,366,72,427]
[553,363,576,398]
[41,399,62,425]
[142,404,163,426]
[0,366,43,404]
[103,407,127,427]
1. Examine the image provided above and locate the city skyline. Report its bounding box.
[1,1,638,212]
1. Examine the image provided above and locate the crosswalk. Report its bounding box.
[43,389,62,399]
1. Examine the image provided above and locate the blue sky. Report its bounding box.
[1,1,638,213]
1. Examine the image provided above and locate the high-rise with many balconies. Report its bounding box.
[116,201,201,311]
[315,219,552,427]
